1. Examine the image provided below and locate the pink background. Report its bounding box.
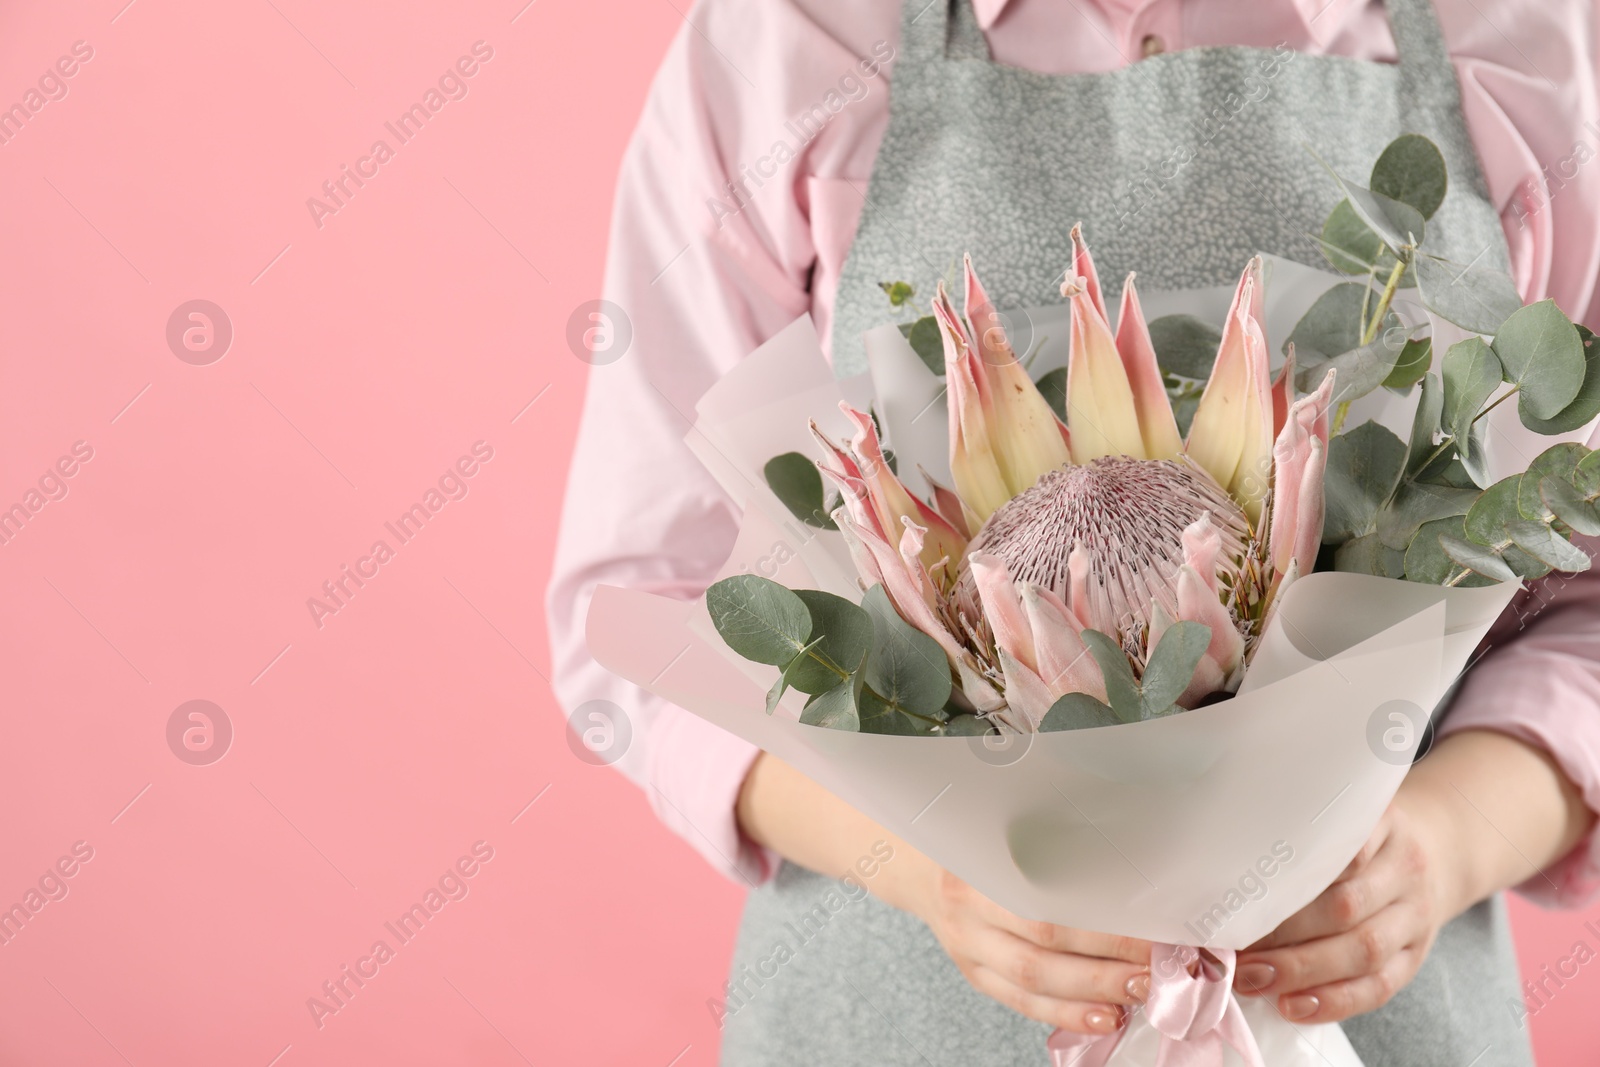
[0,1,1593,1064]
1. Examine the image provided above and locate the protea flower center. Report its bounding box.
[955,456,1252,645]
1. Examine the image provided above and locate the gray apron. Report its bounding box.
[723,1,1530,1063]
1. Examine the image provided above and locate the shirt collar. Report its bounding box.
[972,0,1361,46]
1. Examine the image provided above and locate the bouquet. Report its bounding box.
[586,136,1598,1065]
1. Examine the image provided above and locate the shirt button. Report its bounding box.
[1140,34,1165,58]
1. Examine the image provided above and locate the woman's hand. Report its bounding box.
[1231,784,1466,1023]
[911,867,1154,1035]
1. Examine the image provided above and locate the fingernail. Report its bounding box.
[1234,962,1276,992]
[1125,973,1150,1002]
[1283,994,1319,1021]
[1084,1009,1122,1034]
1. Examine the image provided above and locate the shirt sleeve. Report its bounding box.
[544,0,881,885]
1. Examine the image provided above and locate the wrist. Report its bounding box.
[1395,770,1481,921]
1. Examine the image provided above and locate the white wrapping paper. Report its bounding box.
[586,281,1526,1065]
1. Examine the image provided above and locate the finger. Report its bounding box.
[1249,831,1415,950]
[967,964,1129,1034]
[1236,903,1419,998]
[967,924,1150,1006]
[978,902,1153,964]
[1274,948,1420,1024]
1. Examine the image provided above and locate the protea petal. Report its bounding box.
[1020,583,1107,702]
[1116,273,1183,460]
[839,403,966,578]
[1180,513,1223,594]
[1185,258,1274,522]
[996,646,1055,729]
[832,504,963,662]
[968,552,1038,674]
[964,257,1074,501]
[1174,563,1244,677]
[1268,369,1335,579]
[1064,274,1146,462]
[1271,344,1296,440]
[937,287,1013,526]
[920,465,972,539]
[1070,222,1108,321]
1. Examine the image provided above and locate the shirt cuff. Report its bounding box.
[1439,658,1600,908]
[646,703,780,888]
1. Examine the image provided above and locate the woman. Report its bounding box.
[549,1,1600,1062]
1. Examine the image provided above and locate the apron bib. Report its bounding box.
[724,1,1532,1063]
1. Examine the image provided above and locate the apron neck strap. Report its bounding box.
[898,0,990,65]
[899,0,1459,97]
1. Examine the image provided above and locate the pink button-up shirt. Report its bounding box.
[548,0,1600,902]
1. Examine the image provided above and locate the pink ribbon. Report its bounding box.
[1047,944,1266,1067]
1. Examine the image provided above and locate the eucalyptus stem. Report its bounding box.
[1362,255,1410,347]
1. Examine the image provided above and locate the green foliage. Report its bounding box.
[1040,692,1122,732]
[1149,314,1223,380]
[763,452,837,530]
[899,315,945,376]
[1412,254,1521,336]
[879,280,914,308]
[1081,623,1211,723]
[1491,300,1585,422]
[1322,421,1408,543]
[1034,366,1068,420]
[1384,337,1431,391]
[706,575,813,666]
[1369,134,1449,220]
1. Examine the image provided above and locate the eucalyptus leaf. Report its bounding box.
[1505,520,1592,573]
[1035,366,1068,420]
[1320,199,1390,275]
[1405,516,1481,585]
[1491,300,1585,422]
[1413,254,1521,335]
[801,678,861,730]
[1149,315,1224,380]
[906,315,945,376]
[1334,532,1407,578]
[1463,476,1523,545]
[1171,389,1201,439]
[1286,283,1391,361]
[861,584,953,716]
[1304,339,1410,407]
[941,713,995,737]
[1540,477,1600,537]
[1370,134,1448,220]
[1456,419,1492,489]
[1521,326,1600,435]
[1440,338,1502,441]
[763,452,836,530]
[1576,450,1600,498]
[706,574,813,666]
[1404,372,1446,479]
[1322,420,1408,542]
[1376,482,1479,551]
[1081,630,1142,724]
[1384,337,1432,391]
[857,686,943,735]
[767,635,825,714]
[1140,621,1212,717]
[785,590,874,695]
[1517,444,1589,520]
[1328,168,1426,251]
[1439,534,1518,583]
[1040,692,1122,732]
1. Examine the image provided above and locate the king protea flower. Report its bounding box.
[820,231,1335,729]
